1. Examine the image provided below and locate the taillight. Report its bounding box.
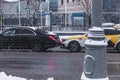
[48,35,56,40]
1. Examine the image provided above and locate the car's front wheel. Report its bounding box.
[116,42,120,52]
[68,41,81,52]
[31,43,43,52]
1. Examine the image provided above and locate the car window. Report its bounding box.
[15,29,35,35]
[35,29,47,34]
[3,29,16,35]
[104,29,120,35]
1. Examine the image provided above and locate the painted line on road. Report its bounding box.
[109,75,120,77]
[107,62,120,64]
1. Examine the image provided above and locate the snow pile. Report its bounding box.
[47,77,54,80]
[0,72,32,80]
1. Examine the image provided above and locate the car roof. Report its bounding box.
[6,26,39,31]
[103,27,116,30]
[102,22,115,27]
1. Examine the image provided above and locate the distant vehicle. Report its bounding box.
[61,28,120,52]
[0,27,61,52]
[113,24,120,29]
[102,22,115,27]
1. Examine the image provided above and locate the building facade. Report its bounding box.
[1,0,120,31]
[2,0,58,26]
[57,0,86,30]
[103,0,120,24]
[57,0,120,30]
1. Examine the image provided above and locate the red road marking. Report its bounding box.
[49,58,56,73]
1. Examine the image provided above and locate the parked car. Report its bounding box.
[0,27,61,52]
[61,28,120,52]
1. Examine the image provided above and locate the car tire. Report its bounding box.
[68,41,81,52]
[0,46,2,51]
[116,43,120,52]
[31,43,43,52]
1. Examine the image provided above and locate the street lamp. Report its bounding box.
[81,0,109,80]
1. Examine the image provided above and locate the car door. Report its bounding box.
[1,29,17,47]
[105,29,120,47]
[15,28,36,48]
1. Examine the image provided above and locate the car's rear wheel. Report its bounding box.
[68,41,81,52]
[116,42,120,52]
[31,43,43,52]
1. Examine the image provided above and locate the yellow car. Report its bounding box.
[61,28,120,52]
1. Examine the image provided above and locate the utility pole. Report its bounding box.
[81,0,109,80]
[18,0,21,27]
[50,10,52,31]
[64,0,67,30]
[27,0,30,26]
[40,0,43,27]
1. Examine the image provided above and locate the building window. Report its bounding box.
[61,0,63,5]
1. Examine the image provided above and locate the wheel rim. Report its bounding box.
[69,41,80,52]
[31,43,42,52]
[117,43,120,52]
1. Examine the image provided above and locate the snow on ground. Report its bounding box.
[0,72,54,80]
[0,72,33,80]
[47,77,54,80]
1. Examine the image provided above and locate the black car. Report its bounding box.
[0,27,61,52]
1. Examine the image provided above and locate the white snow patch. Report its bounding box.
[0,72,33,80]
[89,27,104,31]
[4,0,18,2]
[47,77,54,80]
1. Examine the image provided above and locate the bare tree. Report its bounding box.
[77,0,92,28]
[30,0,42,26]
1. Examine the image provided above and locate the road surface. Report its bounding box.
[0,49,119,80]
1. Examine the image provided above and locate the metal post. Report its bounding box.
[84,12,86,31]
[1,12,3,31]
[33,12,36,26]
[50,11,52,31]
[64,0,67,30]
[27,0,30,26]
[0,12,3,31]
[81,0,109,80]
[18,0,21,27]
[40,2,43,27]
[91,0,102,27]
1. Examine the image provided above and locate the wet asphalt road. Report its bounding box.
[0,49,119,80]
